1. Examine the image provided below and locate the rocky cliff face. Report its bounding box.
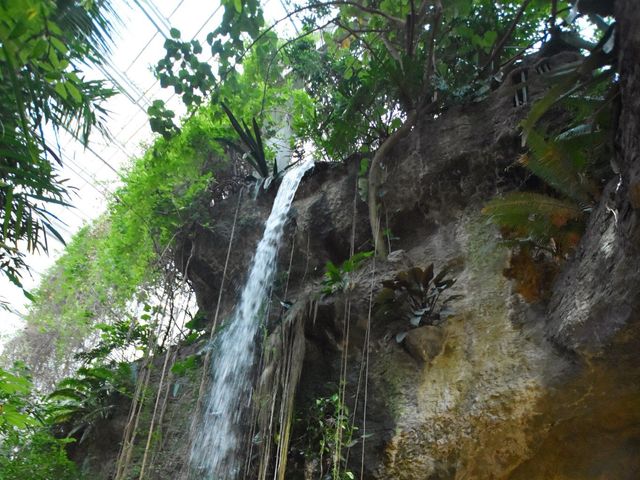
[77,47,640,479]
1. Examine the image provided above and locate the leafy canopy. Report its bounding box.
[0,0,116,301]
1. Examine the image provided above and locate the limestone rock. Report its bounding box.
[403,325,445,363]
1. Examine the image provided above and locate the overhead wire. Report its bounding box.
[122,0,186,74]
[132,0,170,38]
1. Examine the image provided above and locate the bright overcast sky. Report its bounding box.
[0,0,291,340]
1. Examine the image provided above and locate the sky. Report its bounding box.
[0,0,291,341]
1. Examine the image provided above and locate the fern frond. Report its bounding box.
[483,192,583,239]
[522,129,595,204]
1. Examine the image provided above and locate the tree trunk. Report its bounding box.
[367,110,417,258]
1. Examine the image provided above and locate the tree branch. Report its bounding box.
[421,0,442,107]
[481,0,533,74]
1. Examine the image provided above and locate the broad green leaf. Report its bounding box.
[54,81,68,99]
[65,81,83,103]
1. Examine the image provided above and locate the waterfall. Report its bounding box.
[190,160,313,479]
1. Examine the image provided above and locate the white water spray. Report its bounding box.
[190,160,313,479]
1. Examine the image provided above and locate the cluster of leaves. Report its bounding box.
[74,316,152,364]
[154,0,266,112]
[170,354,201,376]
[321,251,373,296]
[0,0,116,297]
[297,392,356,480]
[219,103,273,179]
[375,265,460,342]
[483,14,617,301]
[2,221,151,389]
[0,365,78,479]
[150,8,310,181]
[154,0,552,165]
[0,360,132,478]
[270,0,555,161]
[182,309,209,345]
[47,363,132,443]
[0,430,77,480]
[2,101,231,385]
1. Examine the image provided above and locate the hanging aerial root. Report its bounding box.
[254,297,310,480]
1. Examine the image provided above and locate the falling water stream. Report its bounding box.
[190,160,313,479]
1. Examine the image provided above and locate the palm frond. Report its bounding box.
[54,0,120,59]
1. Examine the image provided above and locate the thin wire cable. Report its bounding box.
[133,0,169,38]
[122,0,186,74]
[360,217,380,479]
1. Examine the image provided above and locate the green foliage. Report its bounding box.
[484,21,616,255]
[8,101,228,381]
[156,29,215,109]
[154,0,265,111]
[147,99,180,140]
[182,310,208,345]
[184,309,208,332]
[375,265,461,341]
[0,0,116,295]
[321,251,373,296]
[151,0,561,181]
[75,317,152,364]
[0,366,38,432]
[0,430,78,480]
[0,366,78,479]
[481,19,617,301]
[48,363,132,442]
[170,354,201,376]
[270,1,556,160]
[483,192,584,245]
[298,392,356,480]
[220,103,272,178]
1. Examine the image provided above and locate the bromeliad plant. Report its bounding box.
[218,102,292,194]
[219,102,273,178]
[375,264,461,342]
